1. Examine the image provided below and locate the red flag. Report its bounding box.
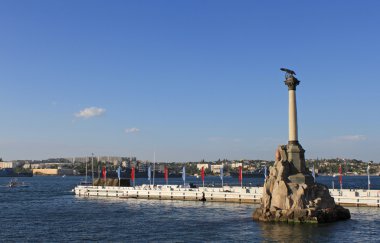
[338,164,342,184]
[102,166,106,180]
[164,166,168,182]
[201,167,205,182]
[238,166,242,183]
[131,167,135,182]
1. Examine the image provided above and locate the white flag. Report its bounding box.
[148,166,151,181]
[182,166,186,182]
[116,166,121,180]
[367,164,371,185]
[264,166,267,178]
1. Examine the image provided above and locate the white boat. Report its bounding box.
[7,178,28,188]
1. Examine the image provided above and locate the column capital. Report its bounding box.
[284,76,300,90]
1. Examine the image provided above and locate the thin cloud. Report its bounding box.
[75,107,106,119]
[125,128,140,134]
[336,135,367,142]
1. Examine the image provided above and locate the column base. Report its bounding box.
[288,173,314,185]
[287,141,306,174]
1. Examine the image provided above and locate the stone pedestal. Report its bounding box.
[288,173,314,184]
[286,142,314,184]
[252,146,350,224]
[287,142,305,173]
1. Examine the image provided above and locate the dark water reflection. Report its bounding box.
[258,207,380,243]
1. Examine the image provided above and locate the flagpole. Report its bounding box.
[118,165,121,187]
[202,167,204,188]
[164,166,168,185]
[91,153,94,186]
[264,166,267,183]
[239,166,243,188]
[148,165,151,186]
[339,164,342,192]
[367,164,371,191]
[182,166,186,186]
[131,167,135,187]
[220,166,224,188]
[153,152,156,186]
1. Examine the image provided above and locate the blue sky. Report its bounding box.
[0,1,379,162]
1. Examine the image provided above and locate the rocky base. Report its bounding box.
[253,145,351,224]
[253,205,351,223]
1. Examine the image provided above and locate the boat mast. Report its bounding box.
[85,157,88,183]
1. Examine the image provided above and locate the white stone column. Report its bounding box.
[284,75,300,143]
[289,90,298,142]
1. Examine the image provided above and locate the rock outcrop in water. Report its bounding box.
[252,146,351,223]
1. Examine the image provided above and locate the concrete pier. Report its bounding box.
[74,185,263,204]
[74,185,380,207]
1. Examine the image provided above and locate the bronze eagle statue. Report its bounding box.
[280,68,296,76]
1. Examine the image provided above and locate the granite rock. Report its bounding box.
[253,146,351,224]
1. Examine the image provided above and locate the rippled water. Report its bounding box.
[0,176,379,242]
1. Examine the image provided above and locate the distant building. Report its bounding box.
[196,163,210,171]
[32,168,74,175]
[22,163,31,169]
[31,163,42,169]
[231,162,242,169]
[121,161,128,167]
[0,161,22,169]
[138,162,148,172]
[33,169,59,175]
[210,164,223,174]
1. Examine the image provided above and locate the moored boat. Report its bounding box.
[7,178,29,188]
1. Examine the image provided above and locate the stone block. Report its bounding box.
[288,173,314,185]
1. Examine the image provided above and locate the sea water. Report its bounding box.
[0,176,379,242]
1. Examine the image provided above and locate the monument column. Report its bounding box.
[281,69,312,184]
[252,69,351,223]
[287,81,299,143]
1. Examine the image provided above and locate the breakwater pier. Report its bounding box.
[74,185,380,207]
